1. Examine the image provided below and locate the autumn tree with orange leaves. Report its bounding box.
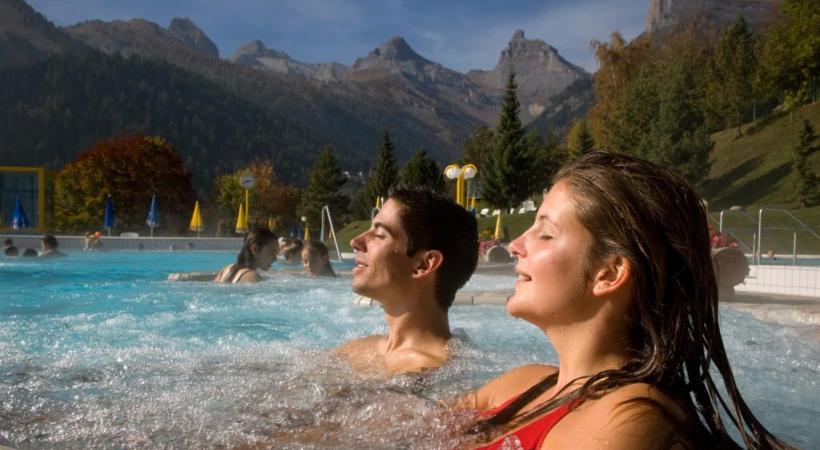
[55,134,194,233]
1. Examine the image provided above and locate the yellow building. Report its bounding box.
[0,166,56,231]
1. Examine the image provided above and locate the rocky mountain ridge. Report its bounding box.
[646,0,780,34]
[0,0,596,180]
[0,0,86,67]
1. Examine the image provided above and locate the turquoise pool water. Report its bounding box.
[0,252,817,449]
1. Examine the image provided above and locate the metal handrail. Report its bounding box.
[717,208,758,256]
[756,207,820,265]
[319,205,343,262]
[718,208,757,233]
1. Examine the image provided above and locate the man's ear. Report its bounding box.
[591,255,632,297]
[412,249,444,278]
[250,243,259,255]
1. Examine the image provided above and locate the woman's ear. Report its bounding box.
[250,243,259,256]
[591,255,632,297]
[412,249,444,278]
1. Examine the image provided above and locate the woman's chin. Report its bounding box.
[505,297,525,318]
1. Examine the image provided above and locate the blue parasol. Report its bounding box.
[11,197,30,230]
[103,195,115,236]
[146,194,159,237]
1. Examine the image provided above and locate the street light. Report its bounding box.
[301,215,310,240]
[444,163,478,207]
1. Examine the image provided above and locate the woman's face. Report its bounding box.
[254,242,279,270]
[301,248,329,276]
[507,181,596,327]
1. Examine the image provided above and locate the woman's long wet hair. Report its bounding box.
[225,228,278,281]
[469,152,793,449]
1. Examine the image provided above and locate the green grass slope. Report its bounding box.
[702,101,820,254]
[702,101,820,209]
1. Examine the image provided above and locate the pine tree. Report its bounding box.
[398,149,445,192]
[462,126,494,172]
[299,146,349,234]
[705,15,757,136]
[758,0,820,109]
[567,119,595,159]
[481,72,533,209]
[793,120,819,207]
[639,62,712,184]
[354,129,399,217]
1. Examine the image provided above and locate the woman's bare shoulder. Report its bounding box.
[548,383,693,450]
[474,364,558,410]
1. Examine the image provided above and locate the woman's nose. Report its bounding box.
[509,234,525,258]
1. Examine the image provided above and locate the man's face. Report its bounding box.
[349,199,417,300]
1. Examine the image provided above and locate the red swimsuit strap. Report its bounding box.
[476,397,582,450]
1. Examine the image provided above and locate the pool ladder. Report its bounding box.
[319,205,343,262]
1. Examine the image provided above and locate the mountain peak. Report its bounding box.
[510,29,526,42]
[352,35,433,73]
[167,17,219,57]
[229,40,292,65]
[372,36,430,63]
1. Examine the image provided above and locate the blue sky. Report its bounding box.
[26,0,648,73]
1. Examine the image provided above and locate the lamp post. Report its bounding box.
[444,163,478,207]
[301,215,310,241]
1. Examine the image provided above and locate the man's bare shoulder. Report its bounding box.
[334,335,383,354]
[384,347,448,375]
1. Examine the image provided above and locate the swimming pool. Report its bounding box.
[0,252,817,448]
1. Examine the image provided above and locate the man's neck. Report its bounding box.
[377,292,451,373]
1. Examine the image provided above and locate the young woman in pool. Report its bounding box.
[455,152,793,449]
[301,241,336,277]
[214,228,279,283]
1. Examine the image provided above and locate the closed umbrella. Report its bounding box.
[103,195,115,236]
[11,197,30,230]
[189,201,204,237]
[493,212,503,241]
[235,202,248,234]
[146,194,159,237]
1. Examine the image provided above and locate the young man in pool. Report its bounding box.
[335,186,478,377]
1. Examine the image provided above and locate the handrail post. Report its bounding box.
[757,208,764,265]
[320,210,327,242]
[751,232,756,265]
[321,205,343,262]
[793,231,797,266]
[719,210,725,233]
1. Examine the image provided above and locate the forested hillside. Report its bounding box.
[0,51,339,190]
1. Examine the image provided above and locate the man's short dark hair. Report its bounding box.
[42,235,58,249]
[389,186,478,311]
[3,238,12,246]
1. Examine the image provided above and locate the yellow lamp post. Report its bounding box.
[444,163,478,207]
[301,215,310,241]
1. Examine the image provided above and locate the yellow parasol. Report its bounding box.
[235,202,248,234]
[493,212,503,240]
[375,195,383,210]
[189,201,204,237]
[304,224,311,241]
[267,216,275,232]
[469,194,477,210]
